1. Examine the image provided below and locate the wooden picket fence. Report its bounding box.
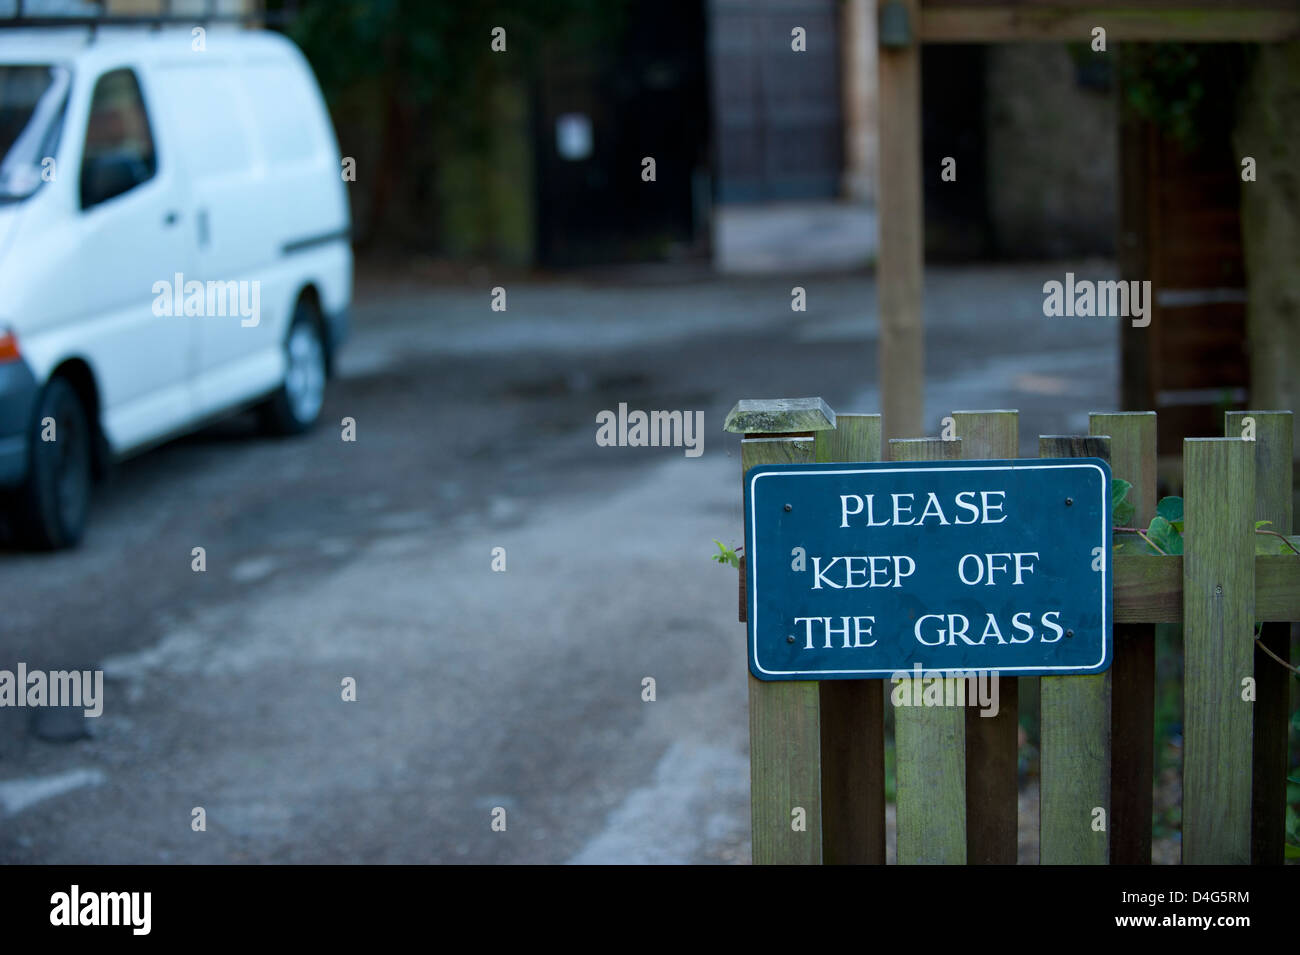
[727,401,1298,864]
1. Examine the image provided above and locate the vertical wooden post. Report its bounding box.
[1039,435,1111,865]
[726,399,838,864]
[890,436,965,863]
[815,415,886,864]
[951,410,1019,864]
[877,0,924,443]
[1182,438,1256,864]
[1226,412,1292,864]
[1091,412,1157,865]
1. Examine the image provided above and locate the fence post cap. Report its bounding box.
[723,397,836,434]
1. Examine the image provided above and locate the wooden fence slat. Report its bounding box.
[1091,412,1156,865]
[742,434,823,864]
[1182,438,1256,864]
[889,437,966,864]
[1226,412,1293,865]
[952,410,1019,864]
[1039,435,1111,864]
[815,415,886,865]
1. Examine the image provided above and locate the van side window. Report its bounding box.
[80,68,157,210]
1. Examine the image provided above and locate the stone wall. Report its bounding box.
[984,44,1117,259]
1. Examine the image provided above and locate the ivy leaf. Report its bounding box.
[1111,479,1135,527]
[1157,496,1183,525]
[711,539,740,569]
[1147,516,1182,556]
[1255,532,1291,556]
[1113,535,1147,556]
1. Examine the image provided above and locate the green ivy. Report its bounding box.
[711,540,741,570]
[1111,480,1292,557]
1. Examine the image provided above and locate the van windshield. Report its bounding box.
[0,64,71,202]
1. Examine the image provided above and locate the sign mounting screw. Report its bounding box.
[1065,497,1073,506]
[1065,629,1075,639]
[787,634,796,643]
[784,504,792,512]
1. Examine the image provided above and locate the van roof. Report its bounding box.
[0,26,301,68]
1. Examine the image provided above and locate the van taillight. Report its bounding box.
[0,330,20,363]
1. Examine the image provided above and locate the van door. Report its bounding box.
[73,66,194,451]
[149,62,279,420]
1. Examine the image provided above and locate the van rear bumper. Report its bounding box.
[0,359,37,488]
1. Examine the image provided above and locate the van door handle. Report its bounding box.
[163,211,179,226]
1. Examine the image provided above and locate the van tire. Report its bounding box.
[12,376,93,550]
[260,298,327,436]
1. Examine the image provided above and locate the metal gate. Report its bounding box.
[708,0,844,202]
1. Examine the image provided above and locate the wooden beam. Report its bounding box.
[918,7,1300,43]
[1113,553,1300,622]
[815,415,887,865]
[877,0,925,443]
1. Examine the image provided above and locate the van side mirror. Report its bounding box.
[80,153,150,209]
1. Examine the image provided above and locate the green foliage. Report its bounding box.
[1147,515,1183,556]
[1111,479,1135,528]
[1157,495,1183,532]
[1111,483,1296,558]
[1119,43,1252,149]
[711,539,741,570]
[1254,520,1297,556]
[1289,710,1300,857]
[288,0,624,117]
[1111,483,1183,556]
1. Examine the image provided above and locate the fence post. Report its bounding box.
[815,415,887,864]
[1225,411,1293,865]
[726,398,837,864]
[951,410,1019,864]
[890,436,966,864]
[1039,435,1111,864]
[1182,437,1256,864]
[1091,412,1157,864]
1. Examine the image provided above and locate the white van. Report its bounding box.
[0,26,352,549]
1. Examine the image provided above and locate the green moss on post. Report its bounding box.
[725,398,836,436]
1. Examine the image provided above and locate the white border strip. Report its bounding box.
[747,462,1110,677]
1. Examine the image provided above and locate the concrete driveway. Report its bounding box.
[0,262,1118,862]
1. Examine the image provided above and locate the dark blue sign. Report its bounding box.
[744,458,1112,680]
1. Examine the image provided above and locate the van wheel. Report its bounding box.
[12,376,92,550]
[261,299,327,435]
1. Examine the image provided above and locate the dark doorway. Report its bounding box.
[533,0,711,268]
